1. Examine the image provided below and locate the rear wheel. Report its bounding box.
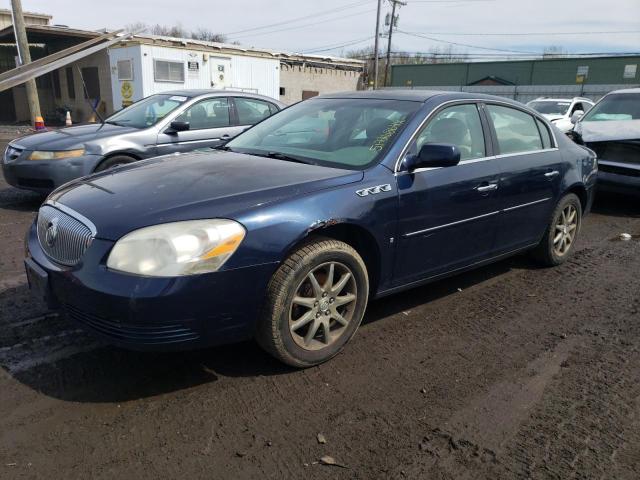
[94,155,136,172]
[532,193,582,266]
[256,238,369,367]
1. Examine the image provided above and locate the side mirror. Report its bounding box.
[404,143,461,172]
[570,110,584,124]
[165,121,190,134]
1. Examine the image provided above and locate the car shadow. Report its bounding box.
[0,185,44,212]
[592,191,640,219]
[2,253,533,404]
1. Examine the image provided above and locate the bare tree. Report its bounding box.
[191,28,227,43]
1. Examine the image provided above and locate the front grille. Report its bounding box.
[3,145,23,163]
[37,204,94,266]
[65,304,200,345]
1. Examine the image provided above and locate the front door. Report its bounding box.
[395,103,502,285]
[155,97,242,155]
[484,104,564,253]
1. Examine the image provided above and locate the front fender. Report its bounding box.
[226,165,398,290]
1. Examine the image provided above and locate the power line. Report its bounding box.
[227,7,377,41]
[221,0,372,36]
[396,29,541,54]
[301,36,375,54]
[400,29,640,37]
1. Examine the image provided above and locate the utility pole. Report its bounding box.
[10,0,41,124]
[383,0,405,87]
[373,0,382,89]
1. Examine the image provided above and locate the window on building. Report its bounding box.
[235,97,276,125]
[302,90,319,100]
[154,60,185,83]
[81,67,100,99]
[51,70,61,99]
[117,59,133,80]
[174,97,231,130]
[486,105,543,154]
[279,87,286,96]
[65,67,75,99]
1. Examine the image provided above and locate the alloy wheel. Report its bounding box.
[553,204,578,256]
[289,261,357,351]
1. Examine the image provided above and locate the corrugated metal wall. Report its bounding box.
[391,56,640,87]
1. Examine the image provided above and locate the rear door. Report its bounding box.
[395,102,503,284]
[232,96,280,130]
[155,97,239,155]
[485,104,563,253]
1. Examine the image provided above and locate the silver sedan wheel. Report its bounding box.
[289,262,357,351]
[553,204,578,256]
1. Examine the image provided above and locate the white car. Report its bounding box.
[527,97,594,133]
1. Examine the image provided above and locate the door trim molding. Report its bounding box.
[403,197,552,237]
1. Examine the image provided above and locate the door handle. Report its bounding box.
[476,183,498,193]
[544,170,560,179]
[221,134,231,140]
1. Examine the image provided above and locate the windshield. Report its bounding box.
[106,94,190,128]
[225,98,422,170]
[528,101,571,116]
[582,93,640,122]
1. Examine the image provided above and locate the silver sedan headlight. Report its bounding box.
[106,219,246,277]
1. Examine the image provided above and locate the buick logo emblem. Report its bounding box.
[45,218,59,248]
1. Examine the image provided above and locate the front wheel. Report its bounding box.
[532,193,582,266]
[256,238,369,368]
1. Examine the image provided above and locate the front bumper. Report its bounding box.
[26,221,278,350]
[2,148,102,193]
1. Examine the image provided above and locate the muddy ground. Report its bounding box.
[1,141,639,479]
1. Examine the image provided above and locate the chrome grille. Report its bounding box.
[3,145,22,163]
[37,204,94,266]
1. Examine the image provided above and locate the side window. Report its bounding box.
[175,97,230,130]
[413,104,486,161]
[235,98,274,125]
[486,105,543,155]
[536,118,552,149]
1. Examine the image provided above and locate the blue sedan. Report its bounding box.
[24,90,597,367]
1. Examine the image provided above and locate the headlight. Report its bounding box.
[29,149,85,160]
[106,219,246,277]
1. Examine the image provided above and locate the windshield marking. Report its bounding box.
[370,119,406,152]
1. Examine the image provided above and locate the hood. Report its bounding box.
[49,150,363,240]
[575,119,640,143]
[11,123,138,150]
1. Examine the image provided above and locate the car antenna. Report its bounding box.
[76,65,105,125]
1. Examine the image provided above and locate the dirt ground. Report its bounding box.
[1,140,639,479]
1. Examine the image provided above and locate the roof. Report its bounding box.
[0,8,52,20]
[318,89,457,102]
[154,89,285,104]
[610,88,640,94]
[129,33,365,68]
[318,89,532,106]
[0,24,103,43]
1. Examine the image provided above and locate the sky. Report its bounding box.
[4,0,640,59]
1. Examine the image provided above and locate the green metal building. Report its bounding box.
[391,56,640,87]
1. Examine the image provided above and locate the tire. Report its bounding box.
[256,237,369,368]
[532,193,582,267]
[94,155,136,172]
